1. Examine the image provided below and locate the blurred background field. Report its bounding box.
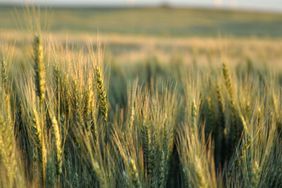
[1,6,282,37]
[1,6,282,66]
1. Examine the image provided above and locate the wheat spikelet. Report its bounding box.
[0,113,18,186]
[148,130,156,185]
[0,116,11,181]
[4,93,12,125]
[129,158,141,188]
[141,124,149,177]
[84,77,96,132]
[41,136,47,186]
[0,58,8,90]
[50,114,62,175]
[72,79,84,127]
[250,160,261,187]
[85,78,94,116]
[33,35,46,104]
[239,114,249,135]
[53,65,61,102]
[142,123,155,184]
[222,64,244,161]
[128,106,135,129]
[222,63,234,102]
[192,157,208,188]
[191,99,198,128]
[32,108,47,185]
[95,66,108,122]
[216,84,224,116]
[63,75,72,117]
[158,123,174,187]
[158,151,166,188]
[215,84,226,166]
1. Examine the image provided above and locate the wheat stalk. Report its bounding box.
[95,66,108,122]
[129,158,142,188]
[222,63,233,102]
[0,58,8,90]
[32,108,47,186]
[50,114,62,176]
[33,35,46,104]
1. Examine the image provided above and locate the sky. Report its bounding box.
[1,0,282,12]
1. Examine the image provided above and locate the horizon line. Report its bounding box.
[0,2,282,14]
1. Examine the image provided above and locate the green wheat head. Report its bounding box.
[33,35,46,104]
[95,66,108,122]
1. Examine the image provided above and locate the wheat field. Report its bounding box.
[0,5,281,188]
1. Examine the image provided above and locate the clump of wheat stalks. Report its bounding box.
[221,63,245,162]
[177,124,217,188]
[91,161,106,187]
[112,127,142,188]
[113,85,177,187]
[77,118,114,188]
[33,35,46,104]
[0,90,24,187]
[224,94,280,188]
[95,65,108,122]
[0,115,17,187]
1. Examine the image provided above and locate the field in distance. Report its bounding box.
[1,5,282,66]
[1,5,282,37]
